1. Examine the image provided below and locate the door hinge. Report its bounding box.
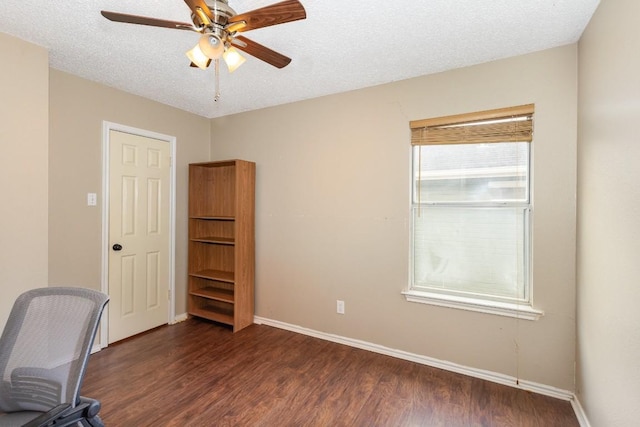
[168,289,171,301]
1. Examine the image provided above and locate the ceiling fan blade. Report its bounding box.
[228,0,306,32]
[232,35,292,68]
[101,11,195,31]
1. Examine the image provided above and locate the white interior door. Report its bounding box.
[108,129,171,343]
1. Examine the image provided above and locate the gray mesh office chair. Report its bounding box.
[0,287,108,427]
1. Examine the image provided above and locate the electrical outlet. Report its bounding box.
[87,193,97,206]
[337,300,345,314]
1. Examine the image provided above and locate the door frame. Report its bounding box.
[100,121,177,348]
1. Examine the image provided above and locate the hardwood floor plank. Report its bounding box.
[285,347,379,426]
[468,378,494,427]
[81,319,579,426]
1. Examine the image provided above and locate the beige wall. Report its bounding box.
[8,19,616,405]
[211,45,578,390]
[0,33,49,327]
[48,70,211,317]
[577,0,640,425]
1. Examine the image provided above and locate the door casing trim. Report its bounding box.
[100,121,177,348]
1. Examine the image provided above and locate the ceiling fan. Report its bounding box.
[101,0,306,99]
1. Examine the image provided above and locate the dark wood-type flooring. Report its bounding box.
[82,318,579,426]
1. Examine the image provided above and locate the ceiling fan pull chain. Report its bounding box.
[214,59,221,102]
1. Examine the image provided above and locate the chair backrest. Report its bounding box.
[0,287,108,413]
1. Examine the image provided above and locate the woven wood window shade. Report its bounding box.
[410,104,534,146]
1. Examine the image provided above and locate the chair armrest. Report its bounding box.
[21,403,72,427]
[78,397,101,419]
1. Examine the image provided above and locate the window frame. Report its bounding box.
[403,105,543,321]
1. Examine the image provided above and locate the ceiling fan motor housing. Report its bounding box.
[192,0,236,28]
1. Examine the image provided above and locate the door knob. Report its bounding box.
[112,244,123,251]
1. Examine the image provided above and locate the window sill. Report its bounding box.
[401,289,543,321]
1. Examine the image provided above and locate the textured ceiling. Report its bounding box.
[0,0,599,118]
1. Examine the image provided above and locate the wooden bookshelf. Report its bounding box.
[187,160,255,332]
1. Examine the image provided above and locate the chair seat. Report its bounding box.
[0,410,42,426]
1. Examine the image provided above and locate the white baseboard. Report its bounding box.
[171,312,188,324]
[571,397,591,427]
[91,313,189,353]
[254,316,581,406]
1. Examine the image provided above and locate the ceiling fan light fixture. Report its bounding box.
[199,34,225,59]
[223,46,246,73]
[186,44,211,69]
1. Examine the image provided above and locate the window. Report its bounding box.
[403,104,542,320]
